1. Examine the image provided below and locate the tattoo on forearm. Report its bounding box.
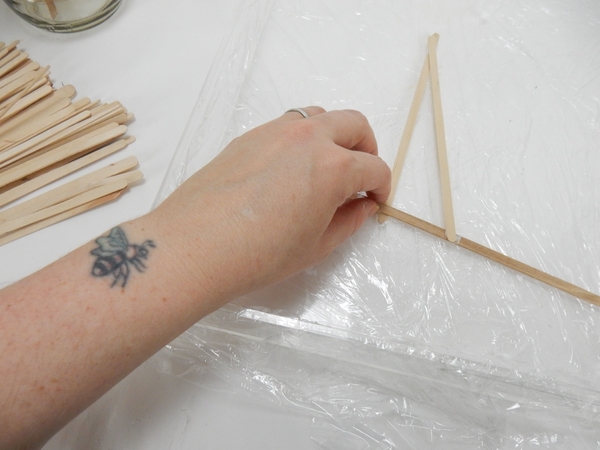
[90,227,156,288]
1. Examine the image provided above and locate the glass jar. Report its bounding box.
[3,0,122,33]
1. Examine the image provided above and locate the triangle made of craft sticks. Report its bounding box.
[380,34,457,243]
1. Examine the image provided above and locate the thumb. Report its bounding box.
[319,198,379,257]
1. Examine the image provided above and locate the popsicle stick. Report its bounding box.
[0,124,127,188]
[0,70,39,102]
[0,49,24,71]
[0,61,39,91]
[20,118,127,168]
[0,137,134,208]
[380,52,431,223]
[0,191,122,247]
[0,87,74,136]
[378,204,600,307]
[106,169,143,186]
[0,111,90,169]
[0,104,79,154]
[38,114,131,159]
[0,51,29,78]
[0,65,50,119]
[0,46,20,65]
[0,179,127,236]
[0,156,138,222]
[0,157,138,223]
[44,0,58,19]
[0,84,53,124]
[0,41,19,62]
[427,34,457,243]
[0,121,124,177]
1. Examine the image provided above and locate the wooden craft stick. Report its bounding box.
[0,84,53,124]
[0,65,50,117]
[378,204,600,307]
[106,169,143,186]
[0,124,127,188]
[0,88,73,137]
[0,179,127,237]
[0,157,138,223]
[0,71,39,102]
[0,41,19,62]
[380,52,431,223]
[0,191,122,247]
[71,97,92,113]
[14,118,127,169]
[428,34,457,243]
[44,0,58,19]
[0,111,90,169]
[0,51,29,78]
[0,112,94,168]
[0,104,79,154]
[37,113,131,158]
[0,49,24,71]
[0,137,134,208]
[0,61,39,91]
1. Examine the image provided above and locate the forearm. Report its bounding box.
[0,107,390,449]
[0,212,220,449]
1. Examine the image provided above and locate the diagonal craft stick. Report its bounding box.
[380,51,431,223]
[378,204,600,306]
[380,33,457,243]
[428,34,457,242]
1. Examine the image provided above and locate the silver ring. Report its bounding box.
[285,108,309,119]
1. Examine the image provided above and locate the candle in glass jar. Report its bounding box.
[4,0,122,32]
[33,0,113,21]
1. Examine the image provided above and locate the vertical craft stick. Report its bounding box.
[380,51,431,223]
[427,33,457,242]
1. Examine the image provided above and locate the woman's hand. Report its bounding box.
[152,107,391,302]
[0,107,390,449]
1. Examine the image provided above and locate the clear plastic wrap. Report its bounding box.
[152,0,600,447]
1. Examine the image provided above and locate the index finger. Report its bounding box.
[312,109,378,156]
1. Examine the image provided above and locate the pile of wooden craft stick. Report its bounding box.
[0,40,140,246]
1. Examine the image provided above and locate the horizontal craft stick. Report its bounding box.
[0,67,50,120]
[0,156,138,223]
[0,61,39,91]
[0,136,135,208]
[0,124,127,188]
[0,105,82,157]
[0,88,73,136]
[0,179,127,237]
[0,191,122,247]
[0,41,19,61]
[0,70,39,103]
[0,84,53,123]
[378,204,600,307]
[39,109,127,153]
[0,49,26,72]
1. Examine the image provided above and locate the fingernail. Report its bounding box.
[367,201,379,216]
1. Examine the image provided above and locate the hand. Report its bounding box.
[0,108,390,448]
[152,107,391,304]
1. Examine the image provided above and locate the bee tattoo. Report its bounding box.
[91,227,155,288]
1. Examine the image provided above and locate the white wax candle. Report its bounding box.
[22,0,113,22]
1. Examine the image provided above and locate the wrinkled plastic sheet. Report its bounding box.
[152,0,600,447]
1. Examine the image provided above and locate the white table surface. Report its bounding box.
[1,2,316,448]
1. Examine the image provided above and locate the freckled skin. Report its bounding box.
[0,107,390,449]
